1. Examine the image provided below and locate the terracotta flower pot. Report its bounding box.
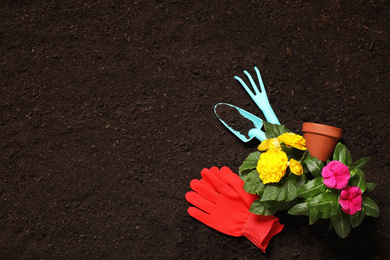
[302,122,343,162]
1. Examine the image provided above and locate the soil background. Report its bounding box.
[1,0,389,259]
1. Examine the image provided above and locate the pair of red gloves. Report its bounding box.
[185,166,283,253]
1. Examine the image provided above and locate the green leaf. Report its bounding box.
[285,177,299,200]
[281,145,306,161]
[291,147,307,161]
[362,196,379,217]
[289,172,306,188]
[243,169,265,196]
[263,122,291,138]
[365,182,376,192]
[333,142,352,166]
[304,156,325,178]
[277,201,298,211]
[349,167,357,178]
[351,157,370,170]
[260,184,279,201]
[349,168,366,193]
[297,177,327,199]
[288,201,310,216]
[350,208,366,228]
[239,151,260,177]
[309,208,321,224]
[320,210,331,219]
[308,192,338,213]
[261,174,304,202]
[249,199,278,216]
[301,150,311,174]
[301,149,311,161]
[260,182,291,202]
[281,145,293,156]
[330,210,351,238]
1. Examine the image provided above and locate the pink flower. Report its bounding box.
[339,186,363,215]
[321,161,350,189]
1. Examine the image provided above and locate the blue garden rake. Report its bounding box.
[214,67,280,142]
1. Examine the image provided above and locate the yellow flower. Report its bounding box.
[258,138,281,151]
[257,149,288,184]
[277,132,307,150]
[289,158,303,176]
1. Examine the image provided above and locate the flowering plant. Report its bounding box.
[239,122,310,216]
[239,122,379,238]
[288,142,379,238]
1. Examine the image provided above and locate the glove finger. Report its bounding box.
[220,166,258,207]
[210,166,229,183]
[202,167,228,187]
[188,207,240,237]
[187,206,212,224]
[219,167,241,190]
[210,166,228,183]
[201,169,227,187]
[201,168,230,194]
[185,191,215,214]
[190,179,219,204]
[220,166,242,187]
[200,168,220,186]
[208,166,221,175]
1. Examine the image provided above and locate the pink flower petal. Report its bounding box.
[349,186,362,198]
[321,166,333,178]
[323,176,336,188]
[340,188,350,199]
[335,177,349,189]
[338,198,350,211]
[338,169,350,178]
[333,161,349,172]
[347,204,358,215]
[352,196,362,209]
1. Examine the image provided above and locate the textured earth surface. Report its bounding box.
[1,0,389,259]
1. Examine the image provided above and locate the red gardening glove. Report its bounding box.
[185,166,283,252]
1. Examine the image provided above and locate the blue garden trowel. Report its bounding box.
[214,66,280,142]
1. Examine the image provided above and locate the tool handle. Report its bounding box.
[248,128,266,141]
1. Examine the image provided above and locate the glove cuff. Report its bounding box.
[242,213,284,253]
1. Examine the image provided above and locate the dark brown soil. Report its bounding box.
[1,1,389,259]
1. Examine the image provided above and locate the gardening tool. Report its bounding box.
[214,66,280,142]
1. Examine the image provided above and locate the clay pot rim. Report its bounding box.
[302,122,343,139]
